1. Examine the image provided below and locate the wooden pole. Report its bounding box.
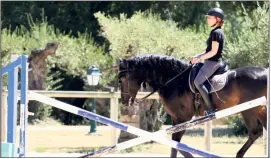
[204,121,212,151]
[8,90,160,99]
[110,96,119,145]
[1,92,7,142]
[263,128,267,156]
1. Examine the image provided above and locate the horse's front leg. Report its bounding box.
[170,118,194,158]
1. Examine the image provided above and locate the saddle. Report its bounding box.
[188,60,230,115]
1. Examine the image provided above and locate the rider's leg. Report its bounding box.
[195,83,215,115]
[194,60,220,115]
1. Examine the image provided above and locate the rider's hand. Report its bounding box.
[189,55,197,60]
[191,57,201,64]
[189,56,197,64]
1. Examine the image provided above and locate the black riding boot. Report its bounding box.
[196,84,215,116]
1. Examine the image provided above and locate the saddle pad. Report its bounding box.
[209,71,229,93]
[189,71,229,93]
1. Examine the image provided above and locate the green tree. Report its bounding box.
[223,2,269,68]
[2,1,263,44]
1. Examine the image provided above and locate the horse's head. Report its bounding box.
[117,55,191,106]
[118,58,142,106]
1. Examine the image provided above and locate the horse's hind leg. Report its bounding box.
[257,105,267,130]
[170,118,194,158]
[237,110,262,157]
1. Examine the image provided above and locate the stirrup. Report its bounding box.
[204,110,215,116]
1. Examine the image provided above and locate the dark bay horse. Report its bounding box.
[117,54,267,158]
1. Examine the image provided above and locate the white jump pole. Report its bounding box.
[29,91,221,158]
[83,96,267,157]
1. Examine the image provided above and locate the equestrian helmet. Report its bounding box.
[206,8,224,20]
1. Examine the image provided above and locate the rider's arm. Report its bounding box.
[196,52,206,58]
[199,41,219,60]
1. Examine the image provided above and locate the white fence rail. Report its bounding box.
[1,90,267,152]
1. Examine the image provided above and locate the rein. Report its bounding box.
[136,64,192,103]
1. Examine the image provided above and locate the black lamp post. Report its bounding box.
[87,65,102,134]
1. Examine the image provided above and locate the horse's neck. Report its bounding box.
[129,57,190,93]
[142,67,189,92]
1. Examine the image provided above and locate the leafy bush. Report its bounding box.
[226,115,248,136]
[95,11,207,60]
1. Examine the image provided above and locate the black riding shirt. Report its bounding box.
[205,26,224,62]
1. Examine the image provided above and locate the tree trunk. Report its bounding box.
[26,42,59,123]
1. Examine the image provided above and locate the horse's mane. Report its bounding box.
[119,54,191,96]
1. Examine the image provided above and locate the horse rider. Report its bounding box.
[190,8,225,116]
